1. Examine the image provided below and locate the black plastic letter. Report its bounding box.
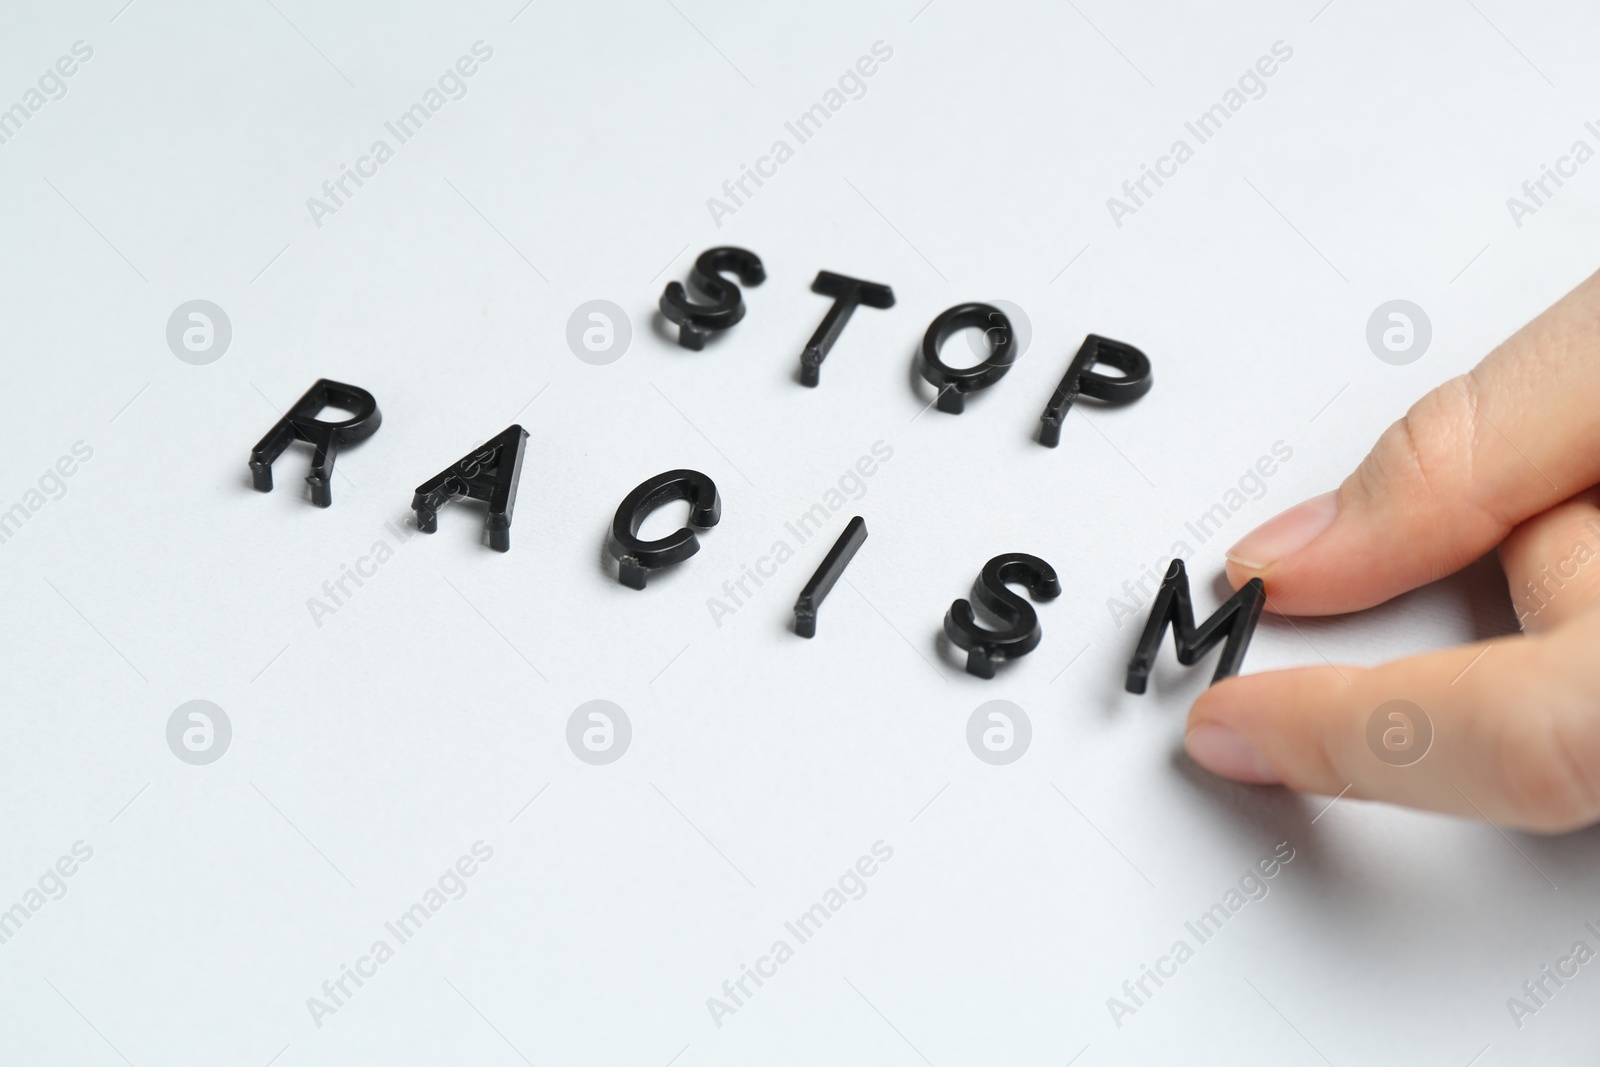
[412,425,529,552]
[794,516,867,637]
[249,378,381,508]
[1125,560,1264,693]
[798,272,895,387]
[944,553,1060,677]
[917,303,1017,413]
[1039,334,1153,447]
[608,469,721,589]
[660,247,765,350]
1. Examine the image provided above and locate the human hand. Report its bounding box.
[1186,270,1600,832]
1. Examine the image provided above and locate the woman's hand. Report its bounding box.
[1186,270,1600,832]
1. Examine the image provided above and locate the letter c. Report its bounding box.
[755,554,777,578]
[754,154,778,178]
[1155,955,1178,978]
[1556,155,1579,178]
[355,154,378,179]
[355,554,379,578]
[755,954,778,978]
[355,955,378,978]
[1155,154,1178,178]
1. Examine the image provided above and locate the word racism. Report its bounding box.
[0,40,94,147]
[1107,841,1296,1028]
[1107,440,1292,628]
[707,840,895,1027]
[1107,40,1294,228]
[706,441,892,627]
[0,440,94,548]
[306,41,495,228]
[1506,120,1600,229]
[306,841,494,1028]
[1506,919,1600,1029]
[707,40,894,228]
[0,841,94,948]
[306,517,420,627]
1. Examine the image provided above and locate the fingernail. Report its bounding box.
[1226,490,1339,571]
[1186,724,1281,784]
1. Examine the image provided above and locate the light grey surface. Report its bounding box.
[1,1,1598,1063]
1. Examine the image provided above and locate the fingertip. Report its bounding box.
[1224,490,1339,575]
[1186,674,1286,784]
[1222,490,1350,614]
[1187,671,1258,730]
[1223,555,1265,594]
[1186,666,1361,796]
[1185,723,1282,784]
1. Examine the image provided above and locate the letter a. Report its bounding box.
[412,425,529,552]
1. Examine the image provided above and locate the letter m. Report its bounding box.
[1125,559,1264,693]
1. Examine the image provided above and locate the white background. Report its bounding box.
[2,0,1599,1063]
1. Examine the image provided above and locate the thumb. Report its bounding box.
[1225,269,1600,615]
[1184,613,1600,832]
